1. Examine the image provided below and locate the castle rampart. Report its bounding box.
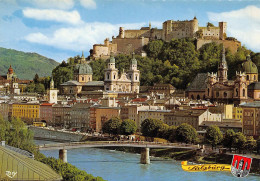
[90,17,239,60]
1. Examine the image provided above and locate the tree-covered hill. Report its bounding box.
[0,47,59,80]
[52,38,260,90]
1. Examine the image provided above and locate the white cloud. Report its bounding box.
[24,22,146,51]
[80,0,96,9]
[29,0,74,10]
[208,5,260,52]
[23,8,83,25]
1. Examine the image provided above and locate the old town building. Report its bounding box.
[186,49,258,105]
[240,101,260,137]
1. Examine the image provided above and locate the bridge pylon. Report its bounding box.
[140,147,150,164]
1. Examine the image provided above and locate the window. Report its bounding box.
[247,75,249,80]
[114,74,116,79]
[107,73,110,79]
[243,89,245,97]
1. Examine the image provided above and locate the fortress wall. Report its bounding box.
[112,37,149,54]
[196,39,241,54]
[124,29,151,38]
[93,45,109,58]
[163,21,196,41]
[150,29,163,40]
[199,27,220,40]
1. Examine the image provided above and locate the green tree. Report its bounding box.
[245,136,257,153]
[26,82,36,92]
[166,125,177,142]
[52,61,73,88]
[102,117,122,135]
[222,129,235,151]
[205,126,223,149]
[157,123,169,138]
[33,73,40,84]
[233,132,247,153]
[176,123,197,144]
[141,118,164,137]
[119,119,137,135]
[35,83,45,93]
[144,40,164,58]
[207,22,215,27]
[257,138,260,154]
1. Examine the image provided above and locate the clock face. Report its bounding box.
[52,92,56,97]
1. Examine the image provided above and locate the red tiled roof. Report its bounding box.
[40,103,54,106]
[132,98,147,102]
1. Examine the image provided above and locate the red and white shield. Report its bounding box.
[231,155,252,178]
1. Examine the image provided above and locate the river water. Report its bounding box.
[36,141,259,181]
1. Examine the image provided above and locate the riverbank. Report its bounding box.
[102,146,260,175]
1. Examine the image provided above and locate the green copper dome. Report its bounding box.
[242,55,258,74]
[131,52,137,65]
[74,64,93,74]
[109,54,115,63]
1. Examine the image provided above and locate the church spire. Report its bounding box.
[218,46,228,83]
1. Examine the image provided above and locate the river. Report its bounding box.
[36,141,259,181]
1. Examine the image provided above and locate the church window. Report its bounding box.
[224,92,227,98]
[82,77,84,81]
[114,74,116,79]
[136,75,138,80]
[247,75,249,80]
[254,75,256,80]
[236,88,238,96]
[243,89,245,97]
[207,88,210,96]
[216,92,219,97]
[89,77,90,81]
[107,73,110,79]
[191,95,194,99]
[197,95,200,100]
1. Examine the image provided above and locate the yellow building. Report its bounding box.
[12,103,40,124]
[233,107,243,121]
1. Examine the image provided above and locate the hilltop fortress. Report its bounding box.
[90,17,240,60]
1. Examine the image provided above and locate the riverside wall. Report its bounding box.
[29,126,84,142]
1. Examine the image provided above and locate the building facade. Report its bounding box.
[241,102,260,137]
[104,53,140,93]
[12,103,40,124]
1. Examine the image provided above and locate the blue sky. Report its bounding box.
[1,0,260,62]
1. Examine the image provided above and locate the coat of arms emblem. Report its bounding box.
[231,155,252,177]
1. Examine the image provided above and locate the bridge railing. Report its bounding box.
[39,141,199,149]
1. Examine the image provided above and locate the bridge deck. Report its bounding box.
[38,141,199,150]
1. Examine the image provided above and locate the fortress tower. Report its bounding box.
[219,22,227,40]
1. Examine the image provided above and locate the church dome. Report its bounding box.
[131,52,137,65]
[109,54,115,63]
[74,64,93,74]
[242,55,258,74]
[8,65,13,74]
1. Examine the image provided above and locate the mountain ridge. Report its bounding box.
[0,47,59,80]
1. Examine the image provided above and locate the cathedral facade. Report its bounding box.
[104,53,140,93]
[186,48,258,105]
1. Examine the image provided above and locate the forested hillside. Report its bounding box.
[0,47,59,80]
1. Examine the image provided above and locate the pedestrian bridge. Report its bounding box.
[38,141,200,164]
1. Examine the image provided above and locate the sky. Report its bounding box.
[1,0,260,62]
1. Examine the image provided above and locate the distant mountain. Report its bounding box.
[0,47,59,80]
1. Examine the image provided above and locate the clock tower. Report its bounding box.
[47,77,59,104]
